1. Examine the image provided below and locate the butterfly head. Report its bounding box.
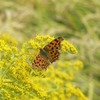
[58,37,64,41]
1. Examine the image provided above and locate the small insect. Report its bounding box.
[32,37,63,69]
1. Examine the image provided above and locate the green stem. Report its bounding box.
[88,81,94,100]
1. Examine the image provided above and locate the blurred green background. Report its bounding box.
[0,0,100,100]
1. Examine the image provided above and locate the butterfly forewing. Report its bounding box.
[44,37,63,51]
[43,37,63,63]
[47,49,60,63]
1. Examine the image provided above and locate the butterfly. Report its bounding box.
[32,37,63,70]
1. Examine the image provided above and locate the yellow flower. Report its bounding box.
[73,61,83,71]
[62,40,78,53]
[0,34,18,46]
[0,34,88,99]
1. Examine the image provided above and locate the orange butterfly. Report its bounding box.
[32,37,63,69]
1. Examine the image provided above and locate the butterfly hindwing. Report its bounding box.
[33,54,50,69]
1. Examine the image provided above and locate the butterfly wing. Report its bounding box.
[32,54,50,69]
[43,37,63,63]
[43,37,63,50]
[47,49,60,63]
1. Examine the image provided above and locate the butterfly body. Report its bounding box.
[32,37,63,69]
[40,48,50,59]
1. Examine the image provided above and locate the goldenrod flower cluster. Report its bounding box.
[0,34,88,100]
